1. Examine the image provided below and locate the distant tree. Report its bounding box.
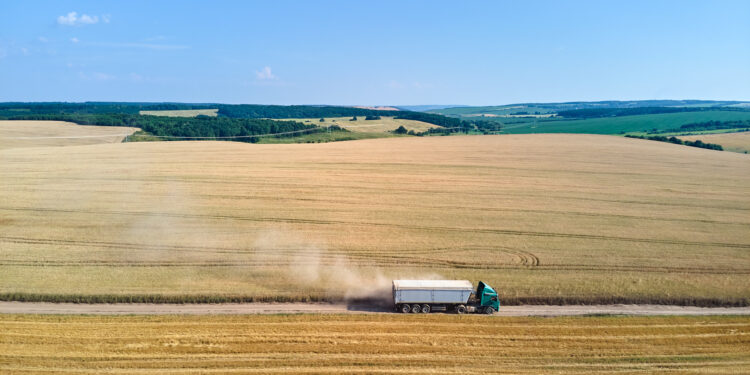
[350,116,357,121]
[393,125,408,134]
[319,118,325,122]
[365,115,381,120]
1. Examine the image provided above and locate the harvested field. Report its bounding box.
[290,116,438,133]
[139,109,219,117]
[0,120,138,150]
[679,131,750,153]
[0,134,749,304]
[1,314,748,374]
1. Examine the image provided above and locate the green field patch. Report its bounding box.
[500,111,750,134]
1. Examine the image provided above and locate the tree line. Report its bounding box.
[625,134,723,151]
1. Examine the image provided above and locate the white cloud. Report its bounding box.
[255,66,276,80]
[79,71,115,81]
[387,80,405,89]
[93,72,114,80]
[57,12,101,26]
[70,37,79,43]
[38,36,48,43]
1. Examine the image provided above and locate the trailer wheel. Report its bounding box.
[455,305,467,314]
[400,304,410,314]
[410,304,421,313]
[421,304,431,314]
[484,306,495,315]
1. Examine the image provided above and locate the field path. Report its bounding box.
[1,302,749,316]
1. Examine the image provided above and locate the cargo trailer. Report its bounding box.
[392,279,499,314]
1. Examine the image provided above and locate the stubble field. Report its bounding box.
[679,131,750,154]
[0,120,138,150]
[289,116,439,133]
[0,122,749,305]
[1,314,748,374]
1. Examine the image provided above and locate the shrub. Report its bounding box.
[393,125,408,134]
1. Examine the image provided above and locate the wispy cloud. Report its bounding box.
[386,80,431,89]
[78,71,116,81]
[37,36,48,43]
[57,12,103,26]
[255,66,276,80]
[387,80,405,89]
[70,37,80,43]
[89,42,189,50]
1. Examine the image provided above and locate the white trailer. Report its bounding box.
[392,279,499,314]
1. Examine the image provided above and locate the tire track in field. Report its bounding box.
[2,206,749,249]
[2,260,748,274]
[2,236,749,274]
[7,186,748,226]
[0,236,537,269]
[2,175,749,211]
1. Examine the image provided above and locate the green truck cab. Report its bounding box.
[475,281,500,312]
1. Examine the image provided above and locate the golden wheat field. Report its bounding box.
[139,109,219,117]
[679,131,750,154]
[1,314,748,374]
[290,116,439,133]
[0,120,138,150]
[1,121,749,304]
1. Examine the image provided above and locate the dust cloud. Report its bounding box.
[253,228,443,303]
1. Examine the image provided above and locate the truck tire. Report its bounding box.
[411,304,421,313]
[484,306,495,315]
[421,304,431,314]
[400,304,410,314]
[455,305,466,314]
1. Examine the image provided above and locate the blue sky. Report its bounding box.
[1,1,748,105]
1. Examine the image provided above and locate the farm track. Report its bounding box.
[1,301,750,316]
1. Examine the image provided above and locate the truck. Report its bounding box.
[392,279,499,314]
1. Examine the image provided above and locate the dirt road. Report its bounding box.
[1,302,749,316]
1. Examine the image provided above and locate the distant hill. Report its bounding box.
[351,106,400,111]
[397,105,468,112]
[428,100,750,117]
